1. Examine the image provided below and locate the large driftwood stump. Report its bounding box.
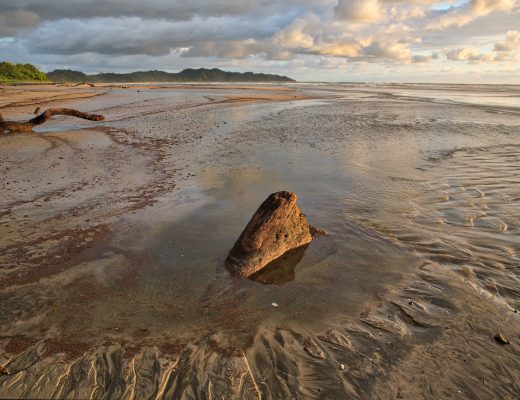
[226,191,323,278]
[0,108,105,134]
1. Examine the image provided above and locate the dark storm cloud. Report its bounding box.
[0,9,40,36]
[0,0,333,25]
[0,0,334,58]
[26,13,291,56]
[0,0,261,21]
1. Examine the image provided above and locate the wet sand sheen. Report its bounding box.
[0,83,519,399]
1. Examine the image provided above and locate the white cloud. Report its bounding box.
[273,14,319,49]
[445,30,520,62]
[412,52,439,63]
[335,0,383,22]
[426,0,518,29]
[494,30,520,51]
[445,47,481,61]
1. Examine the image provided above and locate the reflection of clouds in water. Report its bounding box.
[198,165,284,205]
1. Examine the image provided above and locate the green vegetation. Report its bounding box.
[46,68,294,83]
[0,62,48,82]
[0,63,293,84]
[46,69,88,83]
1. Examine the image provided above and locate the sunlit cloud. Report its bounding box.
[426,0,517,29]
[494,30,520,51]
[0,0,519,82]
[335,0,383,22]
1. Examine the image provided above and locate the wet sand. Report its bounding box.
[0,83,519,399]
[0,84,107,115]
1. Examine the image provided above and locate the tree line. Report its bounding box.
[0,62,48,82]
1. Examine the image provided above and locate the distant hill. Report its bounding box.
[0,62,48,82]
[46,68,294,83]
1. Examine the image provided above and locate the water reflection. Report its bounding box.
[249,245,308,284]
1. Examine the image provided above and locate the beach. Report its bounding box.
[0,82,519,399]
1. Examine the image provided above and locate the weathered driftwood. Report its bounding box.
[226,191,324,278]
[0,108,105,134]
[73,82,95,87]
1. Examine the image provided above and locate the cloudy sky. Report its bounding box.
[1,0,519,82]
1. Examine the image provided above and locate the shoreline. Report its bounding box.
[1,83,518,399]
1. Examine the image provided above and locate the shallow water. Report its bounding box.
[1,83,519,398]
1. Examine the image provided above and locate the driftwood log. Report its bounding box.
[226,191,324,278]
[71,82,95,87]
[0,108,105,134]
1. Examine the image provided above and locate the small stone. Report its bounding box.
[494,333,510,345]
[271,302,278,308]
[339,363,345,371]
[303,341,326,359]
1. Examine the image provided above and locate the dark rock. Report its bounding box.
[494,333,510,345]
[302,337,326,359]
[226,191,322,278]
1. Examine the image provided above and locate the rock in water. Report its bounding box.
[226,191,322,278]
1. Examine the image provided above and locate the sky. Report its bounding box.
[0,0,519,83]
